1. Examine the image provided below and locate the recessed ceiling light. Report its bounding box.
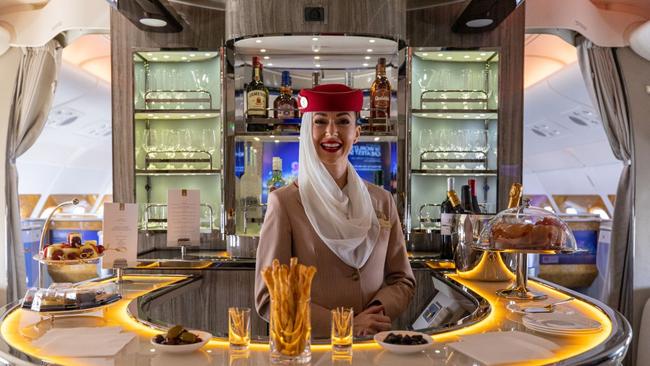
[147,114,154,117]
[204,53,211,56]
[274,139,280,143]
[182,116,188,119]
[253,137,260,141]
[189,53,196,57]
[446,115,452,119]
[260,49,266,53]
[267,63,273,66]
[152,57,158,61]
[153,116,159,119]
[205,114,211,117]
[374,137,380,141]
[438,53,444,57]
[466,18,494,28]
[464,55,470,59]
[446,56,452,60]
[315,64,321,68]
[422,113,428,117]
[163,55,170,59]
[369,39,376,43]
[181,56,187,60]
[480,52,487,56]
[367,49,373,53]
[164,115,170,118]
[475,57,482,60]
[437,114,443,117]
[314,56,320,60]
[363,63,369,67]
[255,39,262,43]
[422,53,428,56]
[263,56,270,60]
[312,37,319,41]
[190,114,196,117]
[463,115,469,118]
[146,53,153,56]
[364,56,371,60]
[139,18,167,27]
[313,48,320,53]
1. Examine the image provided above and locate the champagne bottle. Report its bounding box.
[469,179,481,213]
[508,183,523,209]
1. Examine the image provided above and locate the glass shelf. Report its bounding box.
[411,109,498,120]
[134,110,220,120]
[135,169,221,176]
[411,169,497,177]
[234,134,397,143]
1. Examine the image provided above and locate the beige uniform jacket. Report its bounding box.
[254,182,416,337]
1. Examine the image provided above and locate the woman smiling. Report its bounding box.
[254,84,415,337]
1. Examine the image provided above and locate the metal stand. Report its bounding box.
[496,253,547,301]
[113,259,132,284]
[37,199,80,288]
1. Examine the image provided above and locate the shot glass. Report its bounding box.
[229,307,251,350]
[331,307,353,356]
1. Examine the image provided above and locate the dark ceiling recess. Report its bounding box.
[106,0,184,33]
[452,0,523,33]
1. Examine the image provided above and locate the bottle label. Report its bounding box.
[440,213,454,235]
[277,103,293,119]
[374,89,390,107]
[247,90,267,116]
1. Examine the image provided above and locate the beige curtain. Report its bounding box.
[5,40,62,301]
[577,38,634,318]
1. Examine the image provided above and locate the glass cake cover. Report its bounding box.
[475,204,577,253]
[21,282,121,313]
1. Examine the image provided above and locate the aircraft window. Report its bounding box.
[95,195,113,216]
[38,194,98,219]
[552,195,611,218]
[19,194,41,219]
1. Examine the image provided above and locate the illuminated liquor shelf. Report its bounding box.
[412,109,498,120]
[411,169,497,177]
[134,110,220,120]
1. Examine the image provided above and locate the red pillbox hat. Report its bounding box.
[298,84,363,113]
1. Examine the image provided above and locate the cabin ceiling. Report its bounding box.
[592,0,650,19]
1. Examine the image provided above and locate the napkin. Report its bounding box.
[33,327,136,357]
[448,331,559,365]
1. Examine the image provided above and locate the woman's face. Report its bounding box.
[311,111,360,167]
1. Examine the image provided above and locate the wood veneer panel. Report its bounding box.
[226,0,406,40]
[407,2,525,210]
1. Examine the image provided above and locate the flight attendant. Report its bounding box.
[255,84,415,337]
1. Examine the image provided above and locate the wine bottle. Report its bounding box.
[461,185,473,213]
[508,183,523,209]
[440,177,462,260]
[469,179,481,213]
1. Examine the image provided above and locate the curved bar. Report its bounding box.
[0,267,631,366]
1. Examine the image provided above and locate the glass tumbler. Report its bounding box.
[229,307,251,350]
[270,298,311,364]
[331,307,353,356]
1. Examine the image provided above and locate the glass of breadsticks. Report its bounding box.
[262,258,317,364]
[331,307,353,356]
[228,307,251,350]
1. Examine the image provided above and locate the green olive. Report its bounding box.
[167,325,184,340]
[179,331,198,343]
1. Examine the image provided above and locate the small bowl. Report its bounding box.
[150,330,212,353]
[374,331,433,354]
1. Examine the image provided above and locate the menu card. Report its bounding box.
[167,189,201,247]
[102,203,138,268]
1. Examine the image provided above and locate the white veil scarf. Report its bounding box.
[298,112,381,269]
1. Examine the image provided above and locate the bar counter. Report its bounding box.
[0,257,631,366]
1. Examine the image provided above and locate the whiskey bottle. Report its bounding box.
[274,71,299,120]
[266,157,286,194]
[370,57,391,131]
[246,56,269,131]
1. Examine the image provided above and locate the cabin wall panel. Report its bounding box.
[615,46,650,363]
[407,3,525,210]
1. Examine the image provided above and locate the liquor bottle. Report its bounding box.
[274,71,299,120]
[508,183,523,209]
[266,157,286,194]
[246,57,269,129]
[460,184,471,212]
[468,179,481,213]
[370,57,391,126]
[239,143,262,234]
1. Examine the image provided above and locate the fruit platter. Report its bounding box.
[34,232,105,265]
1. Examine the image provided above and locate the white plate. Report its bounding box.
[522,313,601,335]
[374,331,433,354]
[150,330,212,353]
